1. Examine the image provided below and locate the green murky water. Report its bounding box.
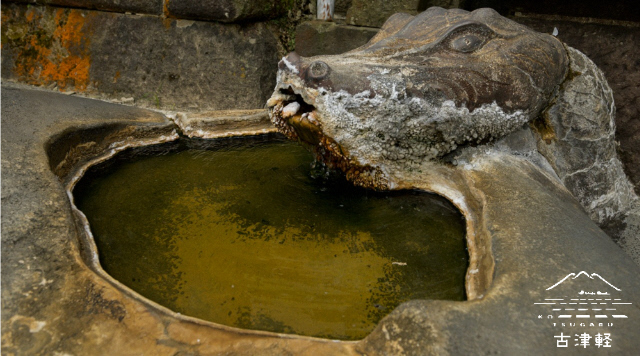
[74,135,467,340]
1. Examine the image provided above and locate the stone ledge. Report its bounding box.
[4,0,163,15]
[174,109,277,138]
[165,0,291,23]
[483,0,640,23]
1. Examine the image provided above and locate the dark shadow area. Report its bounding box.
[464,0,639,22]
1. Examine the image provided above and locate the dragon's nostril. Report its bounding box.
[308,61,330,79]
[279,52,302,73]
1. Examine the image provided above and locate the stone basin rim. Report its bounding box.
[57,119,487,342]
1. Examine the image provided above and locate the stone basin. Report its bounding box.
[72,136,468,340]
[2,83,640,355]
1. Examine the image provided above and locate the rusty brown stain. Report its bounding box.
[162,0,174,26]
[162,0,173,30]
[325,4,333,21]
[10,7,94,91]
[318,3,333,21]
[113,70,121,83]
[163,0,170,16]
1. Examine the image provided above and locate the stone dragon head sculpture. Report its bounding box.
[267,7,638,252]
[268,7,568,186]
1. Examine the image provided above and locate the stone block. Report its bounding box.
[346,0,421,27]
[345,1,465,27]
[174,109,275,138]
[165,0,292,23]
[1,3,281,111]
[295,20,378,56]
[3,0,163,15]
[513,16,640,194]
[335,0,353,14]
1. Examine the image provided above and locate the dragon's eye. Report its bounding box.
[450,33,486,53]
[308,61,329,79]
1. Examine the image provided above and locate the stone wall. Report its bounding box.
[5,0,299,21]
[0,1,311,111]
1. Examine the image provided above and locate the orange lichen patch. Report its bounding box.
[3,10,11,23]
[9,7,94,91]
[41,55,91,90]
[25,9,35,22]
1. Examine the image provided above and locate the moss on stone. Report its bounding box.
[267,0,312,56]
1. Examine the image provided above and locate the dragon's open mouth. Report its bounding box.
[267,87,322,146]
[267,87,389,190]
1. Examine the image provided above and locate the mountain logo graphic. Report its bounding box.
[535,271,631,322]
[546,271,621,292]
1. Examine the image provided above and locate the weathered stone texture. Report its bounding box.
[271,8,569,180]
[4,0,163,15]
[1,3,281,111]
[514,17,640,195]
[294,21,378,56]
[165,0,292,23]
[4,83,640,355]
[174,109,276,138]
[533,47,638,231]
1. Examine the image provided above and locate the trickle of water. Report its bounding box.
[74,135,468,340]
